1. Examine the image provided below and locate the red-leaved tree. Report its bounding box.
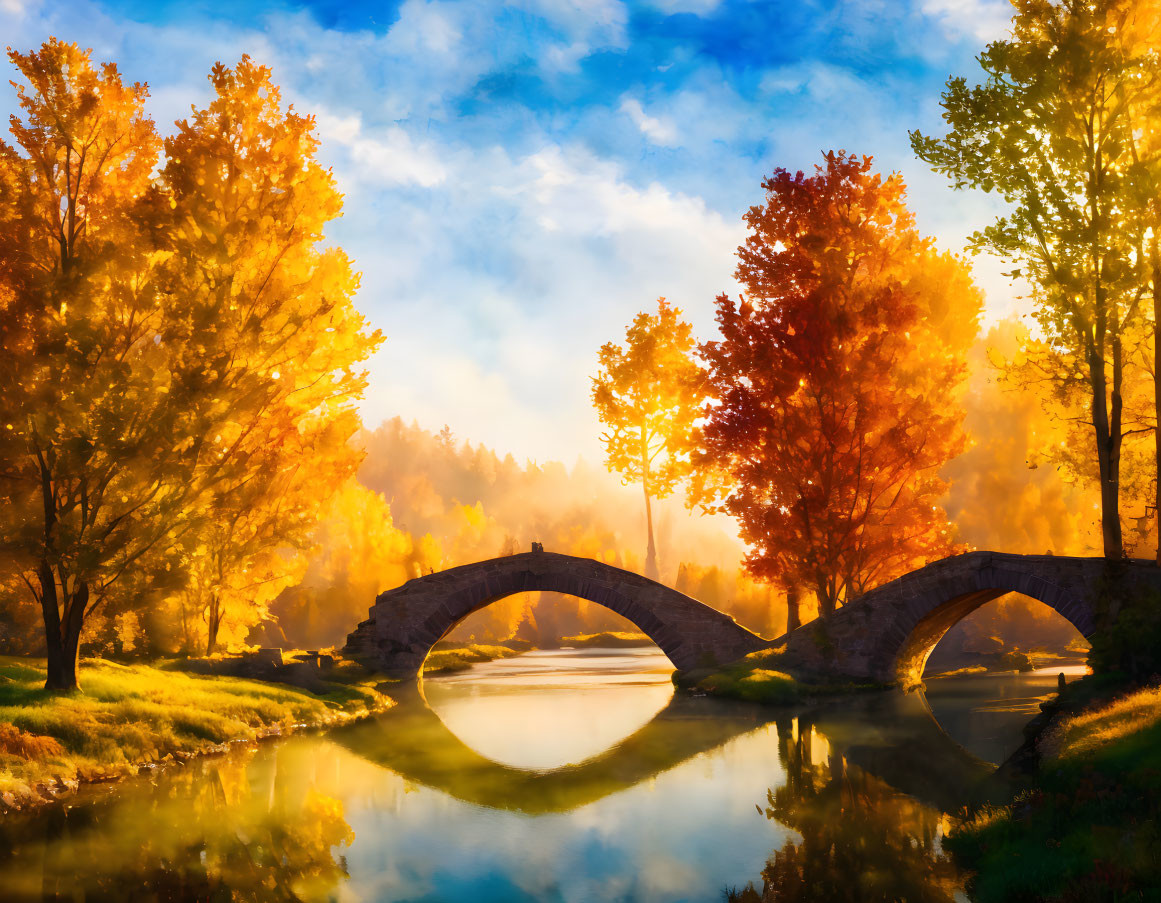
[696,152,981,627]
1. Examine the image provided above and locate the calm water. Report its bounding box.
[0,649,1071,902]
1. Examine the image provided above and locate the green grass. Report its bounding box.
[559,631,652,648]
[948,677,1161,902]
[673,649,889,705]
[421,643,521,674]
[0,656,388,805]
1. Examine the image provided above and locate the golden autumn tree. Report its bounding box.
[942,320,1104,557]
[592,298,701,581]
[160,57,381,654]
[0,43,380,688]
[912,0,1161,559]
[0,41,187,690]
[697,152,980,623]
[270,480,441,649]
[1116,1,1161,561]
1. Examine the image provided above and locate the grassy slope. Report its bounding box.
[0,656,386,804]
[948,678,1161,902]
[421,643,522,674]
[559,631,653,648]
[675,648,889,704]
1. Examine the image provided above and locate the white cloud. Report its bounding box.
[384,0,463,55]
[345,140,742,461]
[316,112,447,187]
[522,0,628,44]
[0,0,1015,465]
[619,97,680,146]
[921,0,1011,43]
[514,145,734,247]
[523,0,629,72]
[541,41,591,74]
[759,60,874,100]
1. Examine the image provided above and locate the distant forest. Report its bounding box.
[1,408,1093,662]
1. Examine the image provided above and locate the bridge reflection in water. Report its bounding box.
[0,655,1038,901]
[334,685,996,817]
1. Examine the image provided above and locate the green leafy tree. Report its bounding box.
[592,299,701,581]
[912,0,1161,559]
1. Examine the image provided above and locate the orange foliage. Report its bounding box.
[698,152,981,616]
[0,40,174,689]
[270,481,442,649]
[267,419,784,648]
[0,43,379,684]
[0,724,63,761]
[592,298,702,579]
[943,321,1103,557]
[161,57,381,654]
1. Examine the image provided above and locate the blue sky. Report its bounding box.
[1,0,1019,463]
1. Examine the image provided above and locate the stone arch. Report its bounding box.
[888,570,1094,687]
[343,551,770,676]
[776,552,1132,688]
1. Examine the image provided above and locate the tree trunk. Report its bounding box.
[815,579,836,618]
[37,560,63,686]
[1154,256,1161,563]
[40,567,86,692]
[35,455,83,690]
[642,478,659,582]
[785,585,801,634]
[1089,343,1124,558]
[206,593,222,656]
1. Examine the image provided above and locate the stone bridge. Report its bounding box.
[775,551,1161,687]
[343,550,769,675]
[344,548,1161,686]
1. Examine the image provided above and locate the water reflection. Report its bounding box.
[336,686,777,814]
[924,668,1083,764]
[0,743,355,901]
[422,648,676,769]
[0,651,1067,902]
[807,691,994,813]
[727,715,960,903]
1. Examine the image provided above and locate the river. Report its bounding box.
[0,649,1078,902]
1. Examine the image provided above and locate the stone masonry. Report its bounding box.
[344,548,1161,686]
[342,549,771,675]
[774,551,1161,688]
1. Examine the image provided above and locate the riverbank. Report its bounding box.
[423,643,525,673]
[0,656,392,814]
[948,675,1161,901]
[422,635,654,671]
[559,631,652,648]
[673,648,889,703]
